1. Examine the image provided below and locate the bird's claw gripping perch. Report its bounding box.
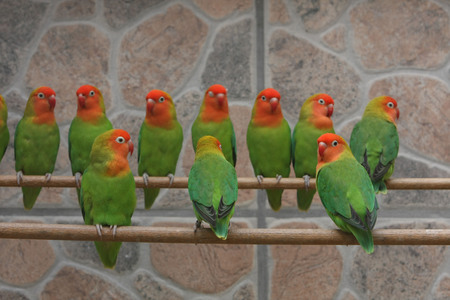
[95,224,103,237]
[110,225,117,237]
[256,175,264,184]
[16,171,23,185]
[75,172,82,189]
[194,220,202,232]
[276,174,282,184]
[44,173,52,183]
[303,175,310,192]
[143,173,149,187]
[168,173,174,187]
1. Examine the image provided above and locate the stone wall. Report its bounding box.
[0,0,449,299]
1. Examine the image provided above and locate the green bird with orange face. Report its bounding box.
[192,84,236,166]
[69,85,113,203]
[80,129,136,268]
[138,90,183,209]
[292,93,335,211]
[15,87,60,209]
[350,96,400,193]
[247,88,291,211]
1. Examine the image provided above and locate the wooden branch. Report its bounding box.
[0,175,448,189]
[0,223,449,245]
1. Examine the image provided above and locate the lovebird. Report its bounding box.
[69,85,113,203]
[0,95,9,163]
[292,93,335,211]
[191,84,236,166]
[247,88,291,211]
[350,96,400,194]
[80,129,136,269]
[15,87,60,210]
[188,135,237,240]
[138,89,183,209]
[316,133,378,254]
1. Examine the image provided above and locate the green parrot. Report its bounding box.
[247,88,291,211]
[138,89,183,209]
[69,85,113,203]
[188,135,237,240]
[15,87,60,210]
[0,94,10,163]
[191,84,236,166]
[292,93,335,211]
[316,133,378,254]
[350,96,400,193]
[80,129,136,269]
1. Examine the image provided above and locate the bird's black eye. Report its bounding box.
[89,90,95,97]
[116,136,126,144]
[318,99,325,105]
[158,96,165,103]
[331,140,338,147]
[38,93,45,99]
[261,96,267,101]
[387,102,394,108]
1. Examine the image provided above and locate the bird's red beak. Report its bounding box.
[48,95,56,110]
[217,93,225,107]
[78,94,86,108]
[396,108,400,120]
[128,140,134,157]
[318,142,327,157]
[270,98,279,112]
[327,104,334,117]
[147,98,155,114]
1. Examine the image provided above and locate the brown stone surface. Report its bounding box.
[338,290,359,300]
[104,0,165,29]
[134,270,183,300]
[182,105,256,206]
[369,76,450,163]
[292,0,349,32]
[25,25,111,123]
[322,24,347,52]
[269,0,291,24]
[119,4,208,107]
[0,0,48,90]
[268,29,361,124]
[270,222,342,300]
[201,19,253,99]
[41,266,134,299]
[54,0,96,21]
[193,0,252,19]
[150,222,254,294]
[0,290,29,300]
[0,221,55,285]
[350,222,447,299]
[233,282,256,300]
[350,0,450,70]
[433,274,450,300]
[174,89,203,130]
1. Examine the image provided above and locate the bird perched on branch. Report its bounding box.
[188,135,237,240]
[192,84,236,166]
[0,95,9,164]
[247,88,291,211]
[138,89,183,209]
[350,96,400,193]
[292,93,335,211]
[69,85,113,204]
[80,129,136,269]
[15,87,60,210]
[316,133,378,254]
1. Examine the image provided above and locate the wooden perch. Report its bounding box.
[0,175,448,189]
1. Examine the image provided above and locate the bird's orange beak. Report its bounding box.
[128,140,134,157]
[318,141,327,157]
[270,97,279,112]
[48,95,56,110]
[327,104,334,117]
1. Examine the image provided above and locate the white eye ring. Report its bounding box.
[387,102,394,108]
[208,91,214,97]
[331,140,338,147]
[89,90,95,97]
[38,93,45,99]
[261,96,267,101]
[116,136,126,144]
[318,99,325,105]
[158,96,165,103]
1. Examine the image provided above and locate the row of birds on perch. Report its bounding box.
[0,83,399,268]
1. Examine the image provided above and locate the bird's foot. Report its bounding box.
[303,175,310,192]
[75,172,82,189]
[194,220,202,232]
[95,224,103,237]
[44,173,52,183]
[143,173,149,187]
[256,175,264,184]
[110,225,117,238]
[276,174,282,183]
[16,171,23,185]
[167,173,174,187]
